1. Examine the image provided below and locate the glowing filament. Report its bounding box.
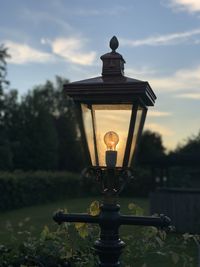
[104,131,119,151]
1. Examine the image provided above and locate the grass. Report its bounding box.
[0,197,198,266]
[0,197,148,242]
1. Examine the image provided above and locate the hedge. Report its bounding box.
[0,171,92,211]
[0,168,154,211]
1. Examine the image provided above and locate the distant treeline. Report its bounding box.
[0,76,86,172]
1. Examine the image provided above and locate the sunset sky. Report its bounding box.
[1,0,200,150]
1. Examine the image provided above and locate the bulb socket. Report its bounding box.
[105,150,117,168]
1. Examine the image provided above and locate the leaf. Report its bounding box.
[75,222,85,229]
[155,236,164,247]
[40,225,50,240]
[135,206,144,216]
[128,202,144,215]
[89,201,100,216]
[65,249,73,259]
[183,233,192,241]
[171,252,179,264]
[77,225,89,239]
[75,222,89,238]
[128,203,135,210]
[158,230,166,240]
[145,227,158,238]
[156,251,166,256]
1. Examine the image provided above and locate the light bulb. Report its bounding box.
[104,131,119,151]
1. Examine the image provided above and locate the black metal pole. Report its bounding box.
[94,203,125,267]
[53,211,99,224]
[120,214,171,227]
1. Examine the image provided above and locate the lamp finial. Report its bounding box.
[110,36,119,52]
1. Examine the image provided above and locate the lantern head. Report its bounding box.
[64,36,156,169]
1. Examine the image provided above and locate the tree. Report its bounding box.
[0,45,12,169]
[11,82,59,170]
[174,131,200,157]
[2,76,84,171]
[136,130,166,165]
[53,76,85,171]
[0,45,10,93]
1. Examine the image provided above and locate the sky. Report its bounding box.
[0,0,200,151]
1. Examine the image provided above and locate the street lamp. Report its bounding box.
[54,36,170,267]
[64,36,152,169]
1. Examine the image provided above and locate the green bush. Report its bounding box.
[0,171,82,211]
[0,168,155,211]
[0,223,97,267]
[0,201,196,267]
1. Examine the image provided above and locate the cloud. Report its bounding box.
[149,65,200,92]
[5,37,96,66]
[120,28,200,46]
[5,41,53,64]
[169,0,200,13]
[126,67,157,76]
[127,65,200,92]
[145,123,175,136]
[147,110,172,117]
[175,92,200,99]
[47,37,97,65]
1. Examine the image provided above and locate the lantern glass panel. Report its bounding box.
[82,104,132,167]
[93,104,132,167]
[81,104,97,165]
[128,107,144,166]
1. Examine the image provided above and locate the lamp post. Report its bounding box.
[53,36,171,267]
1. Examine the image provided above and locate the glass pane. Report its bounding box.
[81,104,96,165]
[128,107,144,166]
[93,104,132,167]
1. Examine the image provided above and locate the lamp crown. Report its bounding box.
[100,36,125,77]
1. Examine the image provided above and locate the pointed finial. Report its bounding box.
[109,36,119,52]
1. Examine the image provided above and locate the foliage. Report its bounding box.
[121,203,194,267]
[121,167,155,197]
[74,200,100,239]
[0,44,10,93]
[0,164,177,212]
[0,45,11,170]
[0,201,196,267]
[0,221,97,267]
[0,168,162,211]
[167,131,200,187]
[136,130,166,165]
[0,171,82,211]
[0,76,85,172]
[174,131,200,156]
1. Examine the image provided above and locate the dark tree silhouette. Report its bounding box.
[137,130,166,165]
[0,45,12,169]
[171,131,200,161]
[2,76,84,171]
[0,45,10,93]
